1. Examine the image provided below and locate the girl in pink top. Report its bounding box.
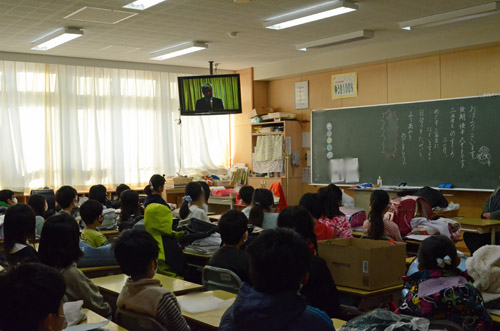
[363,190,403,242]
[318,184,353,239]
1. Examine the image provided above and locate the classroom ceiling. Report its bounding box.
[0,0,499,76]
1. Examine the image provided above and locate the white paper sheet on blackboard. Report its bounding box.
[330,159,345,183]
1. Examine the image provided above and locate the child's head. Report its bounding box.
[4,204,36,256]
[114,229,159,279]
[0,263,67,331]
[116,184,131,200]
[0,189,16,206]
[120,190,140,220]
[39,214,83,268]
[418,235,458,270]
[198,181,211,204]
[79,199,103,226]
[249,188,274,227]
[55,186,77,210]
[218,210,248,247]
[318,184,343,219]
[239,186,255,205]
[368,190,390,240]
[145,174,166,196]
[299,193,324,220]
[89,184,107,205]
[277,205,316,251]
[247,228,311,294]
[28,194,48,218]
[179,182,204,219]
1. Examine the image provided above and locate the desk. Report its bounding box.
[82,309,126,331]
[101,229,120,240]
[183,249,213,267]
[207,196,235,214]
[333,318,347,329]
[337,284,403,311]
[93,273,203,297]
[456,218,500,244]
[209,214,222,222]
[80,265,121,278]
[178,290,236,330]
[351,187,418,211]
[492,313,500,326]
[165,187,186,207]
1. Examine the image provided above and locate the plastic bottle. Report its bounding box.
[377,176,383,187]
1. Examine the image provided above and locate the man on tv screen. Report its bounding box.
[195,83,224,111]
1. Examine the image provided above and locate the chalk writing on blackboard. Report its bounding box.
[407,111,414,142]
[470,106,476,160]
[449,108,456,158]
[401,133,407,166]
[477,146,492,166]
[433,109,439,150]
[381,109,399,158]
[418,109,424,158]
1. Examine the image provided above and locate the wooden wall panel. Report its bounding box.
[441,45,500,98]
[387,55,441,103]
[253,80,268,109]
[341,63,388,107]
[232,68,254,167]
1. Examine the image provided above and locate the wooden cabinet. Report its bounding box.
[247,120,303,205]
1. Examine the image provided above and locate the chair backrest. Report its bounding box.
[115,308,167,331]
[202,265,242,294]
[428,320,465,331]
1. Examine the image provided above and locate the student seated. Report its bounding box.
[144,174,169,208]
[397,235,492,330]
[39,214,112,317]
[318,184,352,238]
[278,206,341,318]
[0,189,17,239]
[80,200,108,248]
[114,229,190,331]
[239,185,254,219]
[362,190,403,242]
[28,194,48,237]
[144,203,186,278]
[119,190,144,232]
[3,204,39,266]
[220,228,335,331]
[55,185,78,217]
[299,193,335,241]
[89,185,117,230]
[248,188,278,230]
[464,185,500,254]
[208,210,250,283]
[0,263,67,331]
[198,181,211,208]
[179,182,210,223]
[110,183,130,209]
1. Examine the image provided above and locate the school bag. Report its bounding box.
[340,207,367,228]
[385,196,433,236]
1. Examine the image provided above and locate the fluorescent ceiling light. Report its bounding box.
[31,28,83,51]
[399,1,500,30]
[296,29,374,51]
[123,0,166,10]
[151,42,208,60]
[264,1,357,30]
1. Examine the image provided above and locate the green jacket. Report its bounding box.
[144,203,184,278]
[482,186,500,220]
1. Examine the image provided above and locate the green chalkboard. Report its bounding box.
[311,95,500,189]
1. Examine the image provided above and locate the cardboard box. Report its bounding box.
[248,107,273,119]
[165,177,192,188]
[318,238,406,290]
[261,112,297,121]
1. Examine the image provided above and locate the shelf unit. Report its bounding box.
[248,120,303,205]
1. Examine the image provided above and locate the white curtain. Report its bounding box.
[0,61,230,191]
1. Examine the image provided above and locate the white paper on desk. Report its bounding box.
[63,321,109,331]
[63,300,86,326]
[329,159,345,183]
[405,234,432,241]
[302,132,311,148]
[344,158,360,183]
[306,151,311,166]
[178,295,235,314]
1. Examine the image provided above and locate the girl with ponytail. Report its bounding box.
[144,174,168,209]
[317,184,352,238]
[179,182,210,223]
[363,190,403,241]
[248,189,277,229]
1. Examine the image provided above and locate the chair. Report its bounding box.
[428,320,465,331]
[115,308,167,331]
[202,265,242,294]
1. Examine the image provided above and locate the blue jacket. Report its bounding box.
[219,283,335,331]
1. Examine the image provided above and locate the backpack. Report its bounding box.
[385,196,433,236]
[340,207,367,228]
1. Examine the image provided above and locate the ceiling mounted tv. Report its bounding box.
[178,74,242,115]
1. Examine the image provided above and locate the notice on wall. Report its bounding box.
[332,72,357,100]
[302,167,312,184]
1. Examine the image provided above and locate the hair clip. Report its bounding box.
[183,195,193,203]
[436,255,452,268]
[254,202,261,206]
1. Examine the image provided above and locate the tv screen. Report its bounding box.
[178,74,242,115]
